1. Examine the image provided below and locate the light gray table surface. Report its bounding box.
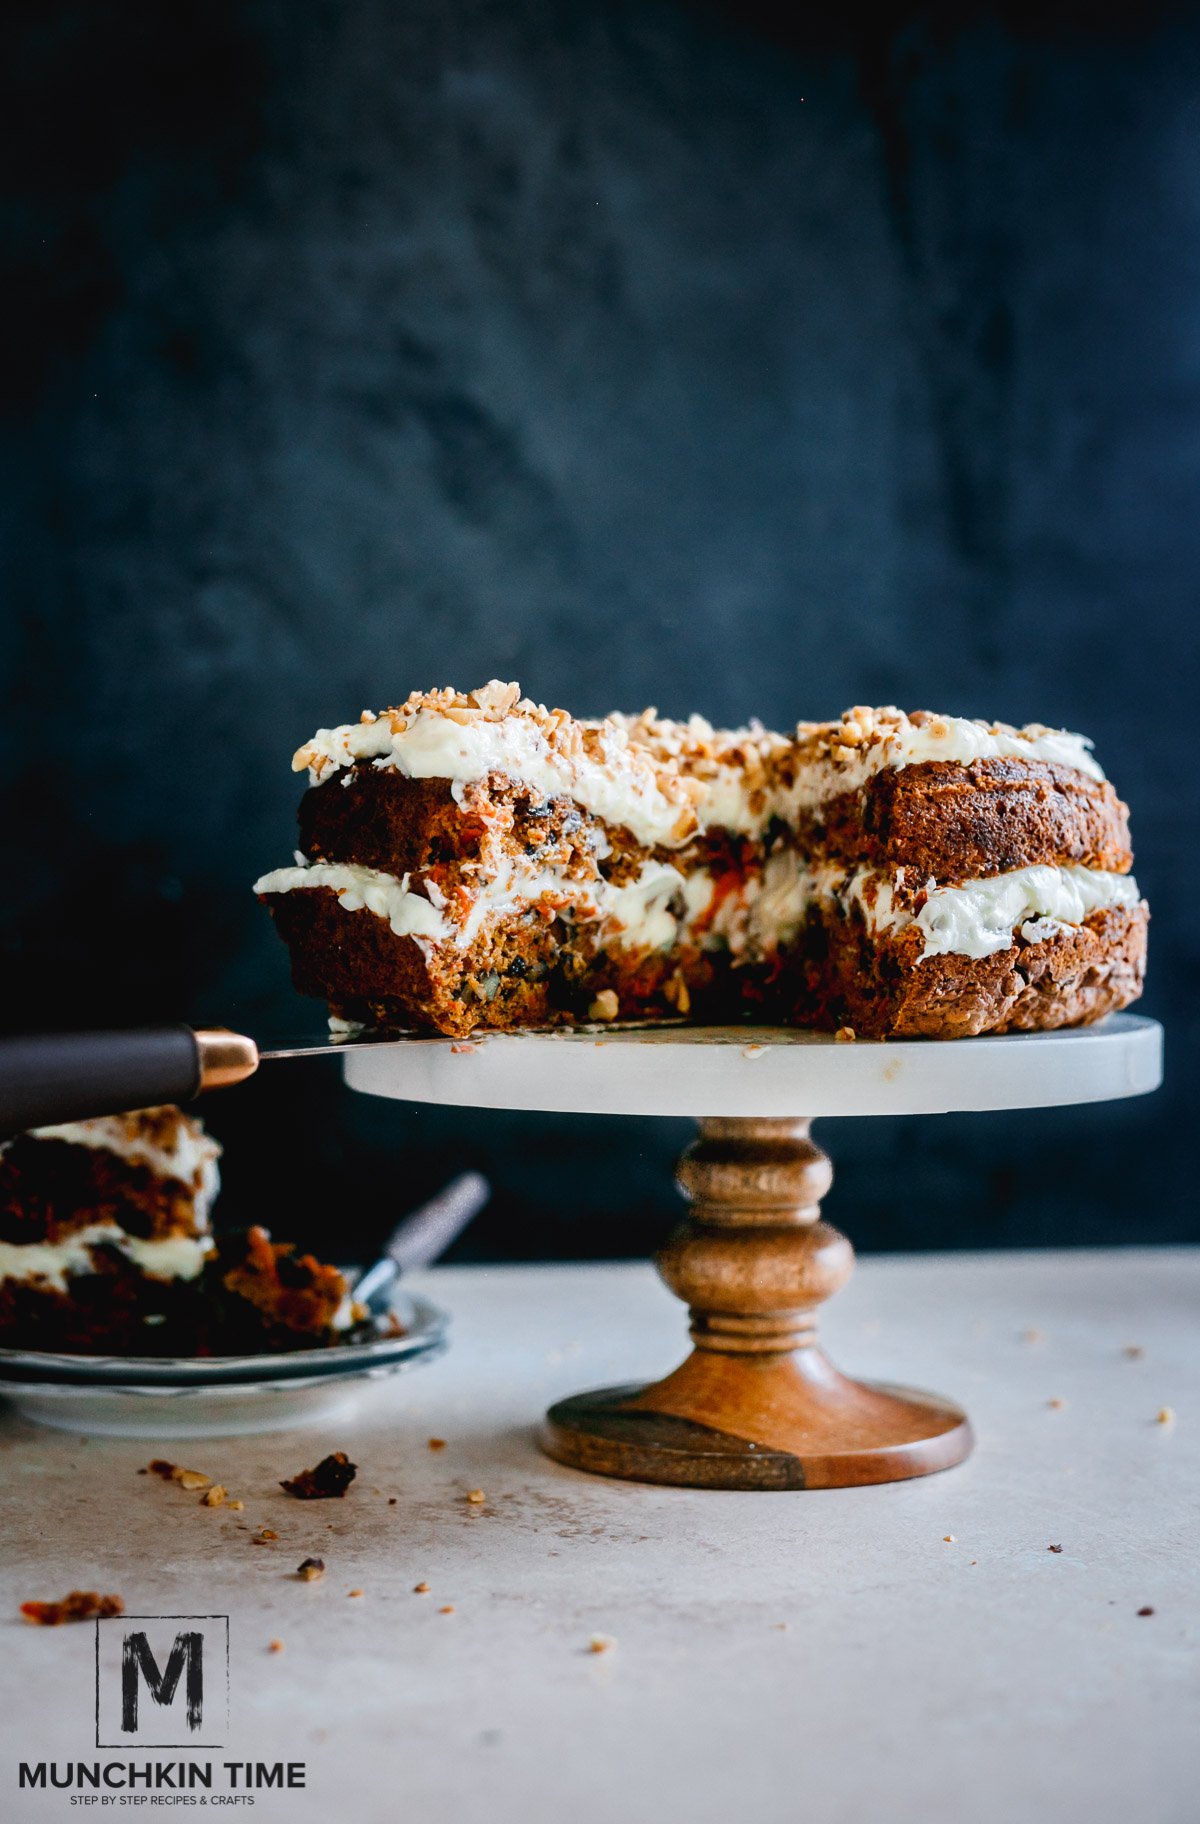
[1,1251,1196,1824]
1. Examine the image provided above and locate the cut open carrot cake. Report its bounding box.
[254,682,1146,1040]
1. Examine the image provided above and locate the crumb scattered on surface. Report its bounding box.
[388,1497,397,1505]
[267,1639,284,1654]
[943,1535,956,1544]
[588,1634,615,1654]
[201,1486,226,1508]
[465,1489,486,1505]
[282,1452,357,1499]
[428,1438,447,1451]
[227,1500,245,1512]
[834,1026,856,1043]
[297,1558,325,1582]
[1048,1544,1063,1553]
[741,1043,765,1059]
[1123,1344,1145,1360]
[1155,1407,1176,1427]
[1138,1606,1155,1617]
[413,1582,430,1594]
[1020,1327,1044,1345]
[439,1605,455,1615]
[1046,1398,1065,1410]
[146,1460,213,1492]
[449,1041,480,1054]
[21,1592,124,1626]
[348,1589,363,1599]
[252,1530,278,1546]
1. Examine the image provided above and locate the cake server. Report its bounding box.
[0,1022,416,1138]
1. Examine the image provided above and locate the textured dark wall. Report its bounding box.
[1,2,1195,1263]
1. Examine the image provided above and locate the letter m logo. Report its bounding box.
[96,1615,229,1748]
[122,1631,204,1733]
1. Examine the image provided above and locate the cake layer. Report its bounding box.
[811,758,1131,880]
[801,903,1148,1039]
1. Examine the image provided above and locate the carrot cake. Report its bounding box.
[0,1108,364,1354]
[254,683,1147,1039]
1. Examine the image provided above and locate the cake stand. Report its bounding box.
[344,1014,1162,1490]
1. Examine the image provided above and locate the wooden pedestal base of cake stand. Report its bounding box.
[342,1014,1162,1491]
[541,1117,969,1488]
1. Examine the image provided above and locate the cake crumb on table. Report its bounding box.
[348,1589,363,1599]
[588,1634,615,1654]
[413,1582,430,1594]
[1048,1544,1063,1553]
[1123,1344,1145,1360]
[588,990,619,1021]
[281,1452,357,1499]
[1138,1606,1155,1617]
[835,1026,856,1043]
[439,1605,455,1615]
[428,1438,447,1451]
[1155,1407,1176,1426]
[943,1534,956,1544]
[20,1592,124,1626]
[201,1485,226,1507]
[1046,1398,1066,1410]
[1020,1327,1045,1345]
[297,1558,325,1581]
[267,1639,284,1654]
[465,1489,486,1505]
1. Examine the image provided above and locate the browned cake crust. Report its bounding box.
[0,1138,206,1246]
[797,903,1147,1039]
[809,759,1132,882]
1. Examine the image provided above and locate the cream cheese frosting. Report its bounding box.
[845,862,1142,961]
[0,1224,211,1292]
[784,706,1106,812]
[253,856,693,954]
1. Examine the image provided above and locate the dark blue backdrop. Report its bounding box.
[2,2,1194,1261]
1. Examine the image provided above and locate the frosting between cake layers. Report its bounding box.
[845,863,1142,960]
[0,1224,212,1292]
[254,856,693,954]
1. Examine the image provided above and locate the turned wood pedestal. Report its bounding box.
[541,1117,971,1488]
[343,1015,1163,1491]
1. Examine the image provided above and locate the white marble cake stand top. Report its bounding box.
[342,1011,1162,1119]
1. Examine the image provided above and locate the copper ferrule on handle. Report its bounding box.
[194,1028,259,1092]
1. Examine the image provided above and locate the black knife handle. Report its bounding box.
[0,1026,259,1139]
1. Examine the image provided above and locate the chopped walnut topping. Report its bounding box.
[589,990,619,1022]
